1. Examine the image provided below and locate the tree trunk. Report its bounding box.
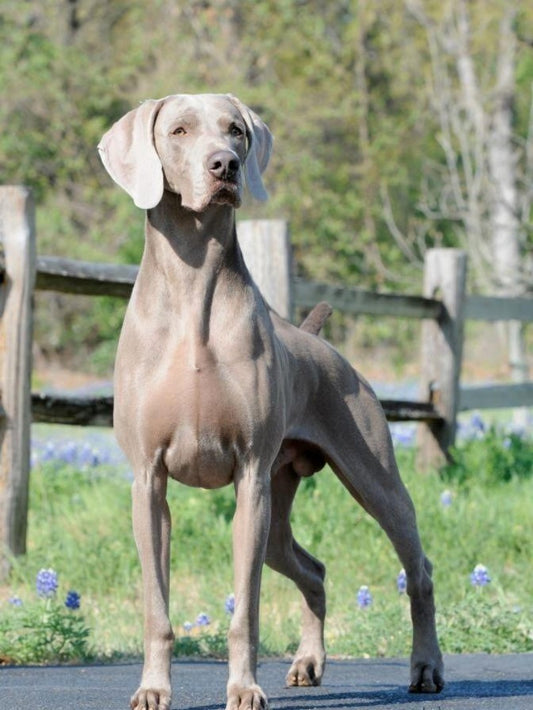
[486,8,529,422]
[487,7,520,296]
[412,1,529,417]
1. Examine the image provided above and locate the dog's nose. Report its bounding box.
[207,151,240,180]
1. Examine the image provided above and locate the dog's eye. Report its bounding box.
[172,126,187,136]
[230,124,244,138]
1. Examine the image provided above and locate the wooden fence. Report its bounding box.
[1,185,532,574]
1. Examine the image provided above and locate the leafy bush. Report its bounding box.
[438,594,533,654]
[174,630,229,659]
[1,425,532,664]
[0,569,91,664]
[442,419,533,487]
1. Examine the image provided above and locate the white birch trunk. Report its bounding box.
[409,0,530,425]
[486,9,529,424]
[487,8,520,296]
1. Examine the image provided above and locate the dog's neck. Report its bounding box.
[146,191,239,267]
[135,190,254,344]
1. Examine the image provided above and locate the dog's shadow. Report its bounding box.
[178,678,533,710]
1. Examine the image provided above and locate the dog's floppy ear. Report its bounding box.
[228,95,273,201]
[98,99,165,209]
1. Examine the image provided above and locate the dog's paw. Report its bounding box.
[286,654,324,687]
[409,659,445,694]
[226,682,269,710]
[130,686,171,710]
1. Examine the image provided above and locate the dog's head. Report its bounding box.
[98,93,272,212]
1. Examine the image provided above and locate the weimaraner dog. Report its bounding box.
[98,93,444,710]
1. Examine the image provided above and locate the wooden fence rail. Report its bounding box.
[1,186,532,574]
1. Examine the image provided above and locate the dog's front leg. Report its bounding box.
[131,463,174,710]
[226,465,271,710]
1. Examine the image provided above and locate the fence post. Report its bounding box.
[237,219,293,320]
[417,249,467,471]
[0,187,36,578]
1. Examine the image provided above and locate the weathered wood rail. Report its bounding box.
[1,185,532,573]
[24,251,530,425]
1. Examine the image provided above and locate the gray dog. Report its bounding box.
[98,93,444,710]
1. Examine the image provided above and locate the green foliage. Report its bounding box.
[2,1,532,371]
[2,432,532,664]
[174,630,229,660]
[438,594,533,655]
[0,596,91,664]
[23,463,139,597]
[442,427,533,488]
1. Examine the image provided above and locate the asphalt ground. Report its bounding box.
[1,653,532,709]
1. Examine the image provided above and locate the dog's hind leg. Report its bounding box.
[265,466,326,687]
[322,381,444,693]
[342,462,444,693]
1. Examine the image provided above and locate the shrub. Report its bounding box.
[0,569,91,664]
[442,419,533,487]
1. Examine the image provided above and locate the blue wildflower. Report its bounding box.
[397,569,407,594]
[225,593,235,615]
[79,443,100,467]
[183,622,193,633]
[196,612,211,626]
[65,590,81,610]
[470,563,491,587]
[8,596,23,607]
[41,441,56,462]
[60,441,78,465]
[356,585,372,609]
[440,490,453,507]
[390,424,415,448]
[36,568,58,598]
[470,412,485,436]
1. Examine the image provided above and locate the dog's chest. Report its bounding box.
[138,343,272,488]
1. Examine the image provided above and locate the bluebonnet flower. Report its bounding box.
[389,424,416,448]
[36,568,58,598]
[225,593,235,615]
[470,563,491,587]
[33,433,133,485]
[32,431,125,473]
[397,569,407,594]
[458,412,488,441]
[79,443,100,467]
[440,490,453,507]
[8,596,23,607]
[183,622,193,633]
[468,412,486,440]
[196,613,211,626]
[65,590,81,610]
[59,441,78,465]
[356,585,372,609]
[41,441,57,462]
[470,412,485,432]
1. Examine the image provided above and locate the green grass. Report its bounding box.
[1,437,532,664]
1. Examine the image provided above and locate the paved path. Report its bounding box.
[1,654,532,709]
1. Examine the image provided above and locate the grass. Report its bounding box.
[1,423,532,664]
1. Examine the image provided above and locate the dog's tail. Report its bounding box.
[299,301,333,336]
